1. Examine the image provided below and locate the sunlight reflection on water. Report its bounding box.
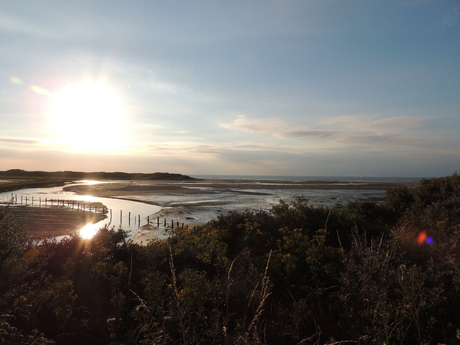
[0,181,161,240]
[74,195,98,202]
[79,223,100,239]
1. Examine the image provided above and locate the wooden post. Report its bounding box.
[164,218,166,227]
[147,216,149,224]
[171,220,174,229]
[138,215,140,225]
[157,217,160,226]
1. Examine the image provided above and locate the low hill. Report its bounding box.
[0,169,196,181]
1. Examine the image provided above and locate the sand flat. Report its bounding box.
[63,179,410,198]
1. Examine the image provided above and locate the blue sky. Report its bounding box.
[1,0,459,177]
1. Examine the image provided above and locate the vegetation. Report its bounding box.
[1,174,460,344]
[0,170,196,193]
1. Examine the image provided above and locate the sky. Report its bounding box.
[1,0,459,177]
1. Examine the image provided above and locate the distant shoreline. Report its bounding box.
[0,169,195,181]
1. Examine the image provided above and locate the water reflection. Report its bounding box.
[74,195,98,202]
[79,223,100,239]
[0,181,162,240]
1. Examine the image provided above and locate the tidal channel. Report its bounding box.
[0,181,161,239]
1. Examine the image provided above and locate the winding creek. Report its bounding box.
[0,181,161,239]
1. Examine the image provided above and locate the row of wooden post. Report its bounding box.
[146,215,186,229]
[4,194,107,213]
[120,212,186,229]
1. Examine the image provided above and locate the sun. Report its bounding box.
[49,81,127,152]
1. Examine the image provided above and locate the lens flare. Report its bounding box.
[425,236,435,245]
[30,85,51,96]
[416,231,434,245]
[416,231,427,245]
[9,76,23,84]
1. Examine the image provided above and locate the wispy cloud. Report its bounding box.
[220,115,335,139]
[442,6,460,29]
[220,114,438,152]
[220,115,283,133]
[0,137,40,144]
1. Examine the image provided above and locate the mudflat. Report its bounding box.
[63,179,410,200]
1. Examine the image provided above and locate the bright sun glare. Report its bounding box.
[49,81,126,152]
[79,223,99,239]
